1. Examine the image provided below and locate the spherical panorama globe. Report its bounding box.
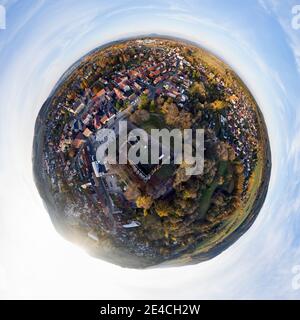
[33,36,271,268]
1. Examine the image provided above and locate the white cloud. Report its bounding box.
[258,0,300,73]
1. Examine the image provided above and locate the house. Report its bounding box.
[73,101,85,114]
[82,113,92,125]
[83,128,93,137]
[95,88,105,98]
[72,133,85,149]
[129,70,140,78]
[75,103,85,114]
[153,76,162,85]
[120,76,128,82]
[93,115,102,129]
[108,111,116,119]
[228,94,239,104]
[133,82,142,91]
[119,82,130,92]
[167,92,176,99]
[100,114,109,125]
[114,88,125,100]
[149,70,160,78]
[155,88,162,95]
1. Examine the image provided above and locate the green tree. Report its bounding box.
[115,101,122,110]
[138,93,149,110]
[149,100,156,112]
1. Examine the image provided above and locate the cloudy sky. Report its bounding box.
[0,0,300,299]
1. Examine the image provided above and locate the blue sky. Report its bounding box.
[0,0,300,299]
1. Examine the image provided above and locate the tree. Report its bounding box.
[178,110,192,129]
[165,106,180,126]
[216,141,229,161]
[216,141,236,162]
[189,82,206,100]
[227,144,236,161]
[195,102,204,111]
[161,102,192,129]
[136,195,153,210]
[155,200,172,217]
[161,102,179,125]
[182,187,198,200]
[212,193,226,207]
[129,109,150,125]
[149,100,156,112]
[157,96,165,107]
[247,174,255,192]
[173,162,192,187]
[192,70,201,80]
[235,175,244,194]
[217,175,225,186]
[139,214,165,241]
[115,101,122,110]
[235,162,244,175]
[138,93,149,110]
[161,100,175,113]
[211,100,227,110]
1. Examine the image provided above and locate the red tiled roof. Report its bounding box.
[100,115,109,124]
[95,89,105,98]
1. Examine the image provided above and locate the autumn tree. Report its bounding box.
[129,109,150,125]
[216,141,229,161]
[235,174,245,195]
[227,144,236,161]
[156,96,165,107]
[161,100,177,114]
[178,110,192,129]
[162,102,179,126]
[189,82,206,100]
[136,195,153,210]
[173,162,192,187]
[235,162,244,175]
[182,187,198,200]
[216,141,236,162]
[211,100,227,110]
[161,102,192,129]
[155,200,173,217]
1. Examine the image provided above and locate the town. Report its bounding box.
[34,37,268,267]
